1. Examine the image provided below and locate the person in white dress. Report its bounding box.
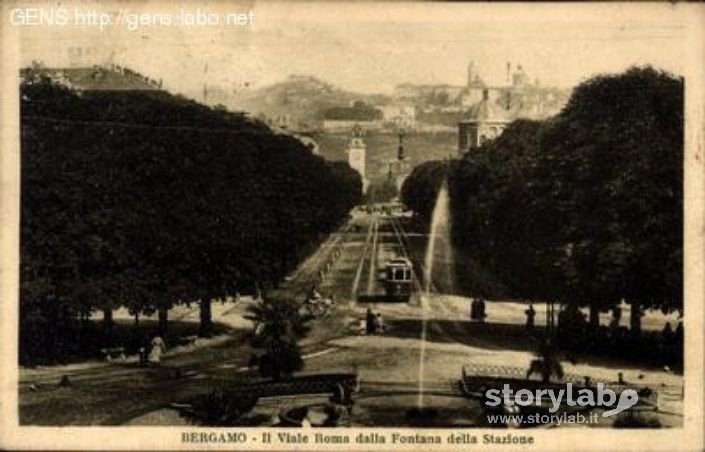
[148,335,167,365]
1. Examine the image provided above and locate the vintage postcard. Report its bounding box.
[0,1,703,450]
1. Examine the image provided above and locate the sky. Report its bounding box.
[14,1,691,97]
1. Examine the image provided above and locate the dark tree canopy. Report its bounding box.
[400,160,450,225]
[20,77,361,363]
[322,101,383,121]
[402,66,683,320]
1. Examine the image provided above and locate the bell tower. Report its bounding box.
[347,125,369,193]
[467,60,475,88]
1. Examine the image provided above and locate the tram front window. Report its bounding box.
[393,268,405,281]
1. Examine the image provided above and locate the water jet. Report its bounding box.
[417,179,453,410]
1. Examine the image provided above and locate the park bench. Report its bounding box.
[459,364,658,412]
[100,346,126,362]
[174,335,199,347]
[230,373,360,405]
[171,373,359,425]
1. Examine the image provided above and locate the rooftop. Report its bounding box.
[462,96,511,123]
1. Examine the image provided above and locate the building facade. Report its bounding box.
[458,89,511,155]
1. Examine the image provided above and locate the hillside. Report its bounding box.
[20,65,162,92]
[232,75,386,129]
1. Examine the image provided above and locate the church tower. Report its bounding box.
[386,128,411,192]
[347,125,369,193]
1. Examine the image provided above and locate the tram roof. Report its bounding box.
[386,257,412,267]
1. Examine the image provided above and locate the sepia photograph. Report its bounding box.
[0,1,703,450]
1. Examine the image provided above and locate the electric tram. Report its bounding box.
[383,257,413,302]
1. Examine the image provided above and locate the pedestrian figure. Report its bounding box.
[610,305,622,329]
[366,308,376,335]
[358,318,367,335]
[148,335,167,365]
[376,313,386,334]
[525,303,536,330]
[470,298,478,321]
[478,298,487,323]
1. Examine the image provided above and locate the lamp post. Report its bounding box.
[397,127,406,161]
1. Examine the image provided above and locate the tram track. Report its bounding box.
[351,217,376,298]
[365,220,379,295]
[388,215,470,339]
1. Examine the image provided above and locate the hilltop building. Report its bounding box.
[456,61,569,155]
[390,61,569,149]
[458,89,511,154]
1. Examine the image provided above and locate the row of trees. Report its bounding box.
[20,75,361,364]
[365,177,399,204]
[402,67,683,334]
[322,100,383,121]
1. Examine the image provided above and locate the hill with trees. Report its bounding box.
[232,75,385,129]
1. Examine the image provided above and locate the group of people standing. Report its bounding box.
[470,297,487,322]
[364,307,386,335]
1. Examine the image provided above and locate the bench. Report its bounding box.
[230,373,360,405]
[459,365,658,411]
[100,347,126,362]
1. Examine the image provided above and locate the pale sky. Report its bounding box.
[15,2,691,97]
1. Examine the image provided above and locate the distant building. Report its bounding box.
[274,114,293,129]
[393,83,465,104]
[380,105,416,129]
[395,60,569,140]
[323,119,382,132]
[458,89,510,155]
[455,61,573,155]
[346,125,369,193]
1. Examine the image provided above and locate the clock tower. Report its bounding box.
[347,125,369,193]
